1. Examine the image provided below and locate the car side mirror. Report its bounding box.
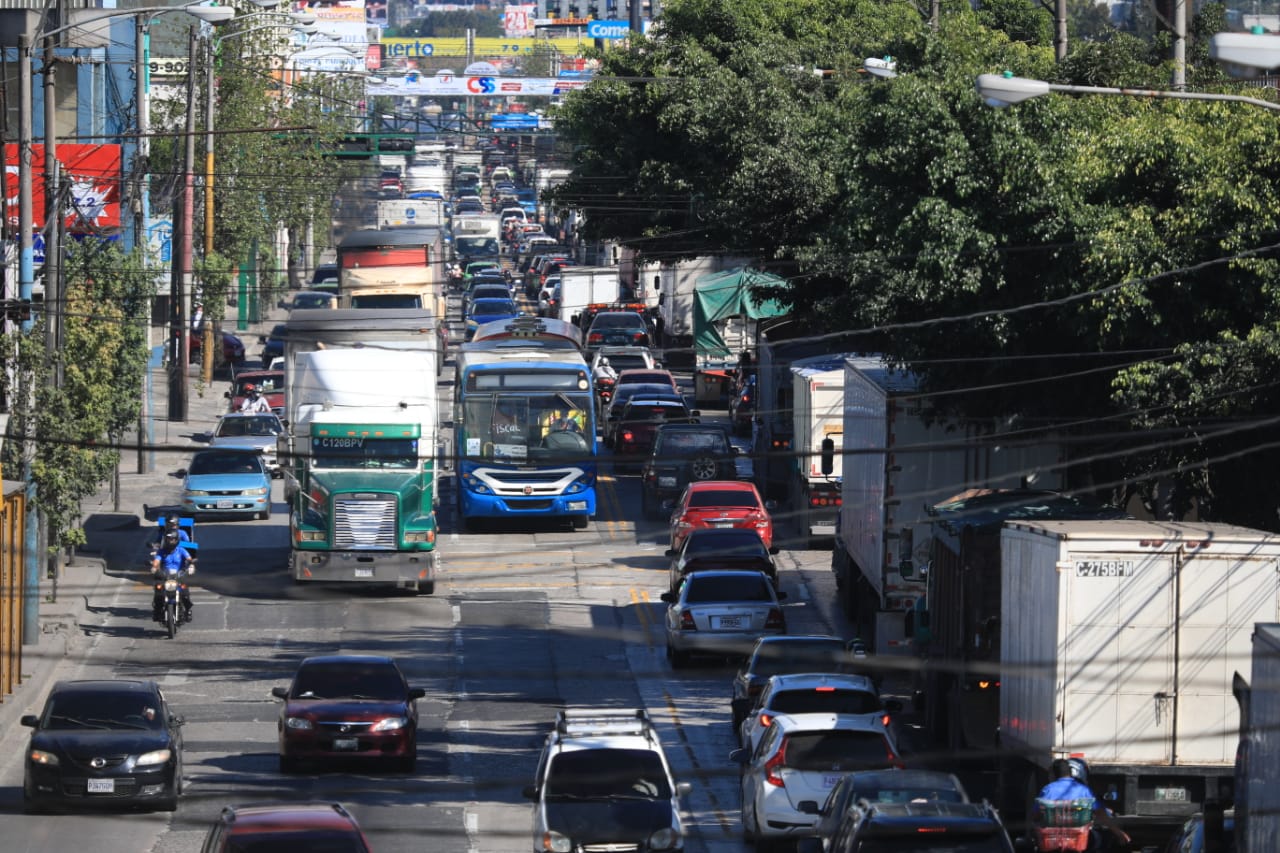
[659,592,676,604]
[1013,838,1036,853]
[675,781,692,797]
[689,409,701,418]
[765,500,777,511]
[170,714,186,727]
[277,299,288,309]
[768,546,780,555]
[731,446,742,455]
[408,687,427,701]
[797,800,820,815]
[776,591,788,601]
[664,549,676,557]
[223,391,231,399]
[20,714,38,728]
[728,748,749,764]
[258,335,267,344]
[172,469,187,478]
[521,785,538,800]
[270,686,289,700]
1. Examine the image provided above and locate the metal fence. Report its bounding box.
[0,480,25,700]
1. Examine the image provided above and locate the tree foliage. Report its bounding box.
[551,0,1280,523]
[396,10,504,37]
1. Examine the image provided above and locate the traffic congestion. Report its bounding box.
[0,135,1256,853]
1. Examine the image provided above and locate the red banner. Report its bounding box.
[4,144,123,235]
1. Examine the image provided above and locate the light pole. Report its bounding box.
[974,72,1280,114]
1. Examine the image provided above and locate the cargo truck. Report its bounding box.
[690,267,787,407]
[279,308,441,593]
[921,490,1126,755]
[654,256,748,367]
[452,213,501,264]
[830,355,1064,654]
[997,520,1280,839]
[1234,622,1280,853]
[557,266,620,326]
[788,357,847,543]
[376,197,445,229]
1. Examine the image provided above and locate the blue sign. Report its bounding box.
[490,113,540,131]
[148,220,173,264]
[587,20,632,39]
[31,232,44,265]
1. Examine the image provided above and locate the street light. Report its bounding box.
[975,71,1280,113]
[863,56,897,79]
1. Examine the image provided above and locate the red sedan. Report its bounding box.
[668,480,774,551]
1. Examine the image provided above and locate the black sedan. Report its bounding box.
[666,527,779,593]
[730,635,859,729]
[22,679,184,812]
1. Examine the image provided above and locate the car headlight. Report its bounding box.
[187,490,210,497]
[405,531,434,543]
[285,717,313,730]
[540,831,571,853]
[29,749,59,766]
[246,486,268,496]
[372,716,408,732]
[649,828,681,851]
[135,748,172,766]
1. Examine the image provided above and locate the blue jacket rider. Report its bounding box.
[1038,758,1130,849]
[152,531,194,621]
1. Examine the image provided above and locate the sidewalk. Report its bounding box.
[0,300,288,726]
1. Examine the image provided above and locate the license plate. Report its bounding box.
[1155,787,1189,802]
[715,616,742,630]
[713,521,736,528]
[658,476,676,488]
[332,738,358,751]
[86,778,115,794]
[823,774,842,788]
[354,568,374,578]
[216,499,234,509]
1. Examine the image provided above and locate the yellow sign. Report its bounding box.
[380,37,587,59]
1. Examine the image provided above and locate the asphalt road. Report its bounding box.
[0,323,868,853]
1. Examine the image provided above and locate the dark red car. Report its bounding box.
[272,655,425,772]
[613,396,696,469]
[668,479,774,551]
[225,370,284,416]
[201,802,372,851]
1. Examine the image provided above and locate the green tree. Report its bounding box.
[977,0,1053,46]
[401,10,504,37]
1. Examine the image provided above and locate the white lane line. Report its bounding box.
[452,604,462,625]
[464,809,479,853]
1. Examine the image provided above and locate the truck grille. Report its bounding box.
[334,498,397,548]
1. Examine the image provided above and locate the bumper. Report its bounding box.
[281,730,414,764]
[292,549,436,589]
[459,490,596,519]
[757,792,820,837]
[668,628,782,658]
[25,765,177,808]
[182,493,268,516]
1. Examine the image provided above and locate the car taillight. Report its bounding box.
[815,686,835,693]
[771,438,790,449]
[764,741,787,787]
[679,611,696,631]
[759,712,774,729]
[634,331,645,341]
[589,333,603,343]
[742,395,751,404]
[764,608,785,630]
[621,431,634,443]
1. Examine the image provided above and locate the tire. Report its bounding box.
[165,602,177,639]
[418,581,435,595]
[691,457,717,481]
[572,515,589,530]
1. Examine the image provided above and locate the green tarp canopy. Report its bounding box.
[693,267,788,358]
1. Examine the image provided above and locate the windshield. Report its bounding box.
[657,430,729,457]
[291,663,405,700]
[546,749,672,800]
[216,416,282,438]
[351,294,422,309]
[189,453,262,476]
[750,641,848,677]
[234,376,281,396]
[770,688,883,716]
[461,392,594,463]
[590,314,643,330]
[689,490,758,509]
[43,692,165,731]
[227,831,368,853]
[782,730,894,772]
[311,436,419,470]
[294,293,333,308]
[456,237,499,255]
[685,575,774,603]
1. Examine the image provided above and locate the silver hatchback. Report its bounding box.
[661,570,787,668]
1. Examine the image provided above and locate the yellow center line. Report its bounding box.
[630,587,653,650]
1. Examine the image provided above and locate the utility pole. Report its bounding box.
[202,36,215,384]
[1055,0,1068,62]
[17,34,38,644]
[167,28,195,423]
[42,33,63,590]
[135,14,151,474]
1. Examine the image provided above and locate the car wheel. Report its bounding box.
[691,456,717,480]
[418,581,435,596]
[572,515,589,530]
[258,504,271,521]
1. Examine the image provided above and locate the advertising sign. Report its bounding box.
[366,75,589,97]
[293,0,366,22]
[504,4,537,38]
[380,36,586,59]
[4,144,123,234]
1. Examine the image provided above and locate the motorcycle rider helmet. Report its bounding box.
[599,357,610,368]
[244,384,257,394]
[163,531,180,546]
[1067,757,1089,784]
[164,516,180,534]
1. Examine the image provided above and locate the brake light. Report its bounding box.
[621,431,634,443]
[759,713,774,729]
[634,332,646,341]
[589,333,603,343]
[764,608,785,630]
[882,714,892,727]
[679,611,696,631]
[764,740,787,787]
[771,438,790,449]
[742,395,751,404]
[814,686,835,693]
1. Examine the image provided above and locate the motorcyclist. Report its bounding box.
[593,357,618,384]
[151,530,195,623]
[1035,758,1130,850]
[151,516,191,554]
[239,383,271,414]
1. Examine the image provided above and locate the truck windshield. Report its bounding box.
[310,436,419,470]
[456,238,499,256]
[351,294,422,309]
[461,393,593,462]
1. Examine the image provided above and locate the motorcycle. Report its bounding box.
[594,376,616,415]
[154,565,194,640]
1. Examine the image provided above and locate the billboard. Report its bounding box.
[380,36,587,58]
[366,74,590,97]
[504,4,537,37]
[4,144,123,235]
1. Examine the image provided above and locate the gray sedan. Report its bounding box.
[661,570,787,668]
[208,413,284,476]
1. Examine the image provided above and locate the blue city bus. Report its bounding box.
[454,318,597,528]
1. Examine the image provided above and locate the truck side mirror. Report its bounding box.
[898,527,914,577]
[820,437,834,476]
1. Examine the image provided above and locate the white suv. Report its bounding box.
[737,673,886,753]
[732,712,903,849]
[524,709,691,853]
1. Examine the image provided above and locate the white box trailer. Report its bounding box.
[998,520,1280,829]
[789,357,847,541]
[557,266,620,326]
[375,198,444,229]
[832,355,1064,653]
[1237,623,1280,852]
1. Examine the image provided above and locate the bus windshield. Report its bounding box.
[461,392,594,463]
